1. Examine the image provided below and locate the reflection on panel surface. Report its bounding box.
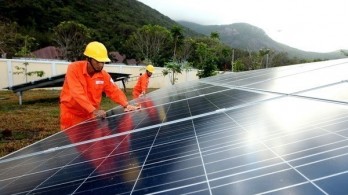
[298,82,348,103]
[1,58,348,194]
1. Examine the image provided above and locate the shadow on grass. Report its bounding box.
[23,97,60,105]
[1,129,40,140]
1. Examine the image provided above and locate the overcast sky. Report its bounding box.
[137,0,348,53]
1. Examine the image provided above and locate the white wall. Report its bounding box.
[0,59,199,90]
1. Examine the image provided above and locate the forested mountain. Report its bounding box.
[0,0,199,52]
[178,21,345,60]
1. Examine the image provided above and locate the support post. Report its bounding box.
[17,91,23,105]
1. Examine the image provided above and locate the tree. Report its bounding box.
[53,21,92,61]
[214,44,232,71]
[126,24,171,65]
[0,20,20,58]
[15,35,37,57]
[162,61,183,85]
[13,62,45,83]
[194,42,218,78]
[189,36,226,68]
[272,52,291,67]
[175,38,194,63]
[170,25,184,61]
[233,60,247,72]
[210,31,220,40]
[258,48,271,68]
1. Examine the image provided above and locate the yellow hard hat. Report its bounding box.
[83,41,111,62]
[146,64,155,73]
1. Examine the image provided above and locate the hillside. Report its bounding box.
[178,21,345,60]
[0,0,199,52]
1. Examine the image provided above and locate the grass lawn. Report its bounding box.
[0,88,156,158]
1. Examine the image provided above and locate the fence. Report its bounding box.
[0,59,199,90]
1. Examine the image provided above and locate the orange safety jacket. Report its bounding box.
[132,73,150,98]
[60,61,128,129]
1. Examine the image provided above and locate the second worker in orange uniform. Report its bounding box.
[132,64,155,99]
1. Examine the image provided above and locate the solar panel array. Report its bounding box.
[1,58,348,194]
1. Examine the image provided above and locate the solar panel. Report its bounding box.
[1,58,348,194]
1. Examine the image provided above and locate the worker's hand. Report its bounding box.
[124,104,141,112]
[93,109,106,118]
[139,91,145,97]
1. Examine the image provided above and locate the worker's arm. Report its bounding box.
[103,74,139,111]
[103,74,128,107]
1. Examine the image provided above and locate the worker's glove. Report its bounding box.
[93,109,106,118]
[124,104,141,112]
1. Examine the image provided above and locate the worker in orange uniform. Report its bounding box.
[132,65,155,99]
[60,41,139,130]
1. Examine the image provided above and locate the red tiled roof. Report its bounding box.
[109,51,126,63]
[32,46,60,59]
